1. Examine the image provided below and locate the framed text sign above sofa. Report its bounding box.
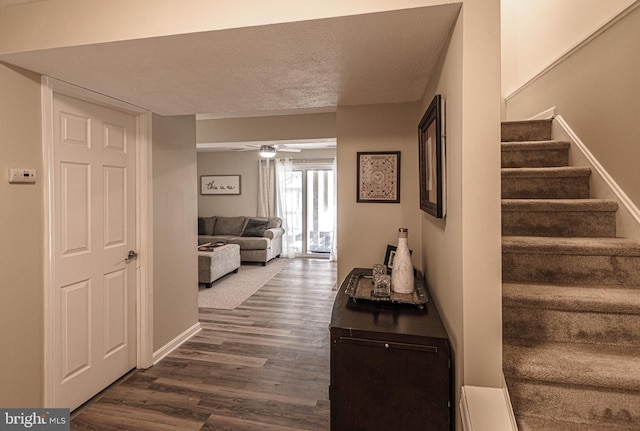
[201,175,241,195]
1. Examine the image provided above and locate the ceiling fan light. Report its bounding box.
[259,145,277,158]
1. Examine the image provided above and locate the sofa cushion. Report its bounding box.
[214,216,246,236]
[242,218,269,237]
[199,216,216,235]
[227,236,270,250]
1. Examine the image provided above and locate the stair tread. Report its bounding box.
[503,236,640,256]
[502,198,618,212]
[503,338,640,391]
[501,140,570,150]
[502,166,591,178]
[502,119,640,429]
[503,283,640,314]
[516,415,639,431]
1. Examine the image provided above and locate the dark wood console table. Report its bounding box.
[329,267,452,430]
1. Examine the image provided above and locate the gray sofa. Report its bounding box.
[198,216,284,265]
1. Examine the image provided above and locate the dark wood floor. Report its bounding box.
[71,258,338,431]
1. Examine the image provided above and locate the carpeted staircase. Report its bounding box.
[501,119,640,430]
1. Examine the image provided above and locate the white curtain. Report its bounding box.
[329,158,338,262]
[275,158,296,258]
[257,158,276,217]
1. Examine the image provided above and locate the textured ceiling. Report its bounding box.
[0,4,461,117]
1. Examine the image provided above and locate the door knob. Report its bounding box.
[125,250,138,263]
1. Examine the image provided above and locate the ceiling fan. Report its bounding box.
[231,143,301,158]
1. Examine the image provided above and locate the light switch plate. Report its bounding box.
[9,168,37,184]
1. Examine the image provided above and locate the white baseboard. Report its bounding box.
[503,374,519,430]
[152,321,202,365]
[460,387,473,431]
[554,115,640,241]
[460,384,517,431]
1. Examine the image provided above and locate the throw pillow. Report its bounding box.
[201,216,216,235]
[242,218,269,237]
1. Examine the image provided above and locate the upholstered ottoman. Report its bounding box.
[198,244,241,288]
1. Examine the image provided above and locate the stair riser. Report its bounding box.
[503,306,640,346]
[507,378,640,428]
[502,177,590,199]
[502,149,568,168]
[502,122,552,142]
[502,211,616,237]
[503,254,640,285]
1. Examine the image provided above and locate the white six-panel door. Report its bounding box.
[52,94,137,410]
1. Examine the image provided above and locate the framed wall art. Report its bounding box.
[356,151,401,203]
[418,94,445,218]
[200,175,241,195]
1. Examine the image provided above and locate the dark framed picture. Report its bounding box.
[357,151,401,203]
[200,175,241,195]
[384,244,413,274]
[384,245,397,272]
[418,94,445,218]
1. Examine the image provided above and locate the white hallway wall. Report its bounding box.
[151,114,199,351]
[0,64,44,407]
[420,3,503,430]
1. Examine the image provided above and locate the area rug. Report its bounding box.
[198,258,291,309]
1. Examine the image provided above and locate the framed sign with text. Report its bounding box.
[200,175,241,195]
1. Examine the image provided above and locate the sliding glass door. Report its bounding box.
[306,168,335,254]
[281,160,335,257]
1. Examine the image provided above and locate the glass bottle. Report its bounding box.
[391,228,415,294]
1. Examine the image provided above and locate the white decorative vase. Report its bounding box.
[391,228,415,294]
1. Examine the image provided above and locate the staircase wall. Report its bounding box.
[421,0,503,384]
[501,0,634,96]
[503,2,640,212]
[553,116,640,243]
[419,2,504,429]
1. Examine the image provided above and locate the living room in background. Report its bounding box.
[277,158,336,259]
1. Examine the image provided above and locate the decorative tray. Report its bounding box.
[198,242,226,252]
[344,269,428,308]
